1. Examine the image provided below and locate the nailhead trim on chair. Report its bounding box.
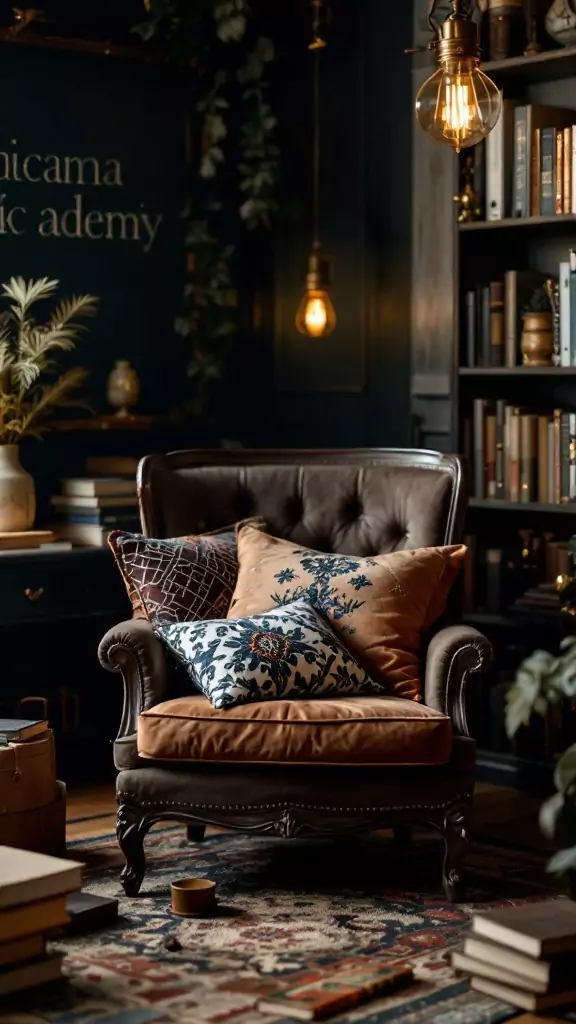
[117,792,471,813]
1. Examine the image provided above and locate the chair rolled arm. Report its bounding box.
[99,619,168,738]
[424,624,492,736]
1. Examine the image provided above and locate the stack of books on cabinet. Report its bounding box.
[0,846,82,997]
[470,401,576,505]
[453,901,576,1013]
[50,456,140,546]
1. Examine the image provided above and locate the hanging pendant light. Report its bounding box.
[414,0,501,154]
[295,0,336,339]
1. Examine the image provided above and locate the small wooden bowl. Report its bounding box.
[171,877,217,917]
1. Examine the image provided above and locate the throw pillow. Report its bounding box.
[228,526,467,701]
[109,518,264,625]
[154,597,378,709]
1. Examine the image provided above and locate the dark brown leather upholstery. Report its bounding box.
[99,448,491,901]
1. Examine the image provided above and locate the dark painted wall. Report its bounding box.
[243,0,413,449]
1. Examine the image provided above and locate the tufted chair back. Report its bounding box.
[138,449,468,555]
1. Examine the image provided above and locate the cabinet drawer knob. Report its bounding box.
[24,587,44,602]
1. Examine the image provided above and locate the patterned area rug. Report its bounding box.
[0,828,570,1024]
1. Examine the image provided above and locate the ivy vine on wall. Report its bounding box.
[135,0,278,416]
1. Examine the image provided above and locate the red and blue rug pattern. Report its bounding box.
[0,828,572,1024]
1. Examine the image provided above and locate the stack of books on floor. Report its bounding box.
[51,457,140,546]
[452,900,576,1012]
[0,846,82,997]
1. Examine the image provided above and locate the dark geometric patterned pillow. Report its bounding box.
[109,519,264,625]
[154,597,380,709]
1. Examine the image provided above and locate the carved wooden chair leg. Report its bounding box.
[117,804,152,897]
[186,824,206,843]
[441,801,471,902]
[392,824,413,847]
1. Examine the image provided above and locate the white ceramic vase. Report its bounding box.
[0,445,35,532]
[546,0,576,46]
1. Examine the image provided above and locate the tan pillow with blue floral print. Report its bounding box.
[228,526,467,701]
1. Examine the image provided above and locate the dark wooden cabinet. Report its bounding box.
[0,548,131,781]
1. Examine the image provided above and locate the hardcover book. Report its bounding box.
[472,900,576,958]
[0,720,47,745]
[257,962,413,1021]
[463,935,574,990]
[471,975,576,1013]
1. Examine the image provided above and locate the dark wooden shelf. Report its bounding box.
[470,498,576,514]
[459,366,576,376]
[459,214,576,232]
[481,45,576,83]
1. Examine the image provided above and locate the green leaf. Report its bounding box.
[554,745,576,794]
[539,791,565,839]
[547,845,576,874]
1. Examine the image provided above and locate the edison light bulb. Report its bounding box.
[415,62,501,153]
[295,288,336,338]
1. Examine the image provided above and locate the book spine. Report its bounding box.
[496,400,505,498]
[531,127,541,216]
[572,124,576,215]
[465,290,476,367]
[556,128,564,215]
[487,92,505,220]
[571,250,576,365]
[482,286,491,368]
[474,140,485,220]
[509,407,520,502]
[561,411,571,501]
[550,278,561,366]
[486,410,497,499]
[489,281,504,366]
[560,262,571,367]
[565,127,572,213]
[504,404,511,498]
[473,398,486,499]
[565,411,569,499]
[475,282,485,364]
[541,126,556,217]
[504,270,517,367]
[513,106,527,217]
[554,408,562,503]
[538,415,549,503]
[520,413,537,503]
[548,419,556,503]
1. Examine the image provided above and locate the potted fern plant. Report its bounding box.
[0,277,98,532]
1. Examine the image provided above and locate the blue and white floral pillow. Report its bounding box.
[154,598,382,709]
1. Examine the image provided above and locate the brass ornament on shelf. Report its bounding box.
[453,154,481,222]
[11,8,42,35]
[106,360,141,419]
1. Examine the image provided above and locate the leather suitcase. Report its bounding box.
[0,730,58,816]
[0,780,66,855]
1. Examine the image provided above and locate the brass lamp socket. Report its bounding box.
[437,11,479,67]
[306,246,332,290]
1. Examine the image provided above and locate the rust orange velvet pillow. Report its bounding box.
[228,526,467,701]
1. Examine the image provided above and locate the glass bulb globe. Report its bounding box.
[415,61,501,153]
[295,289,336,338]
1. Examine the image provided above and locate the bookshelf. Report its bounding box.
[410,1,576,787]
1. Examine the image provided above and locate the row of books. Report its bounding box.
[468,401,576,504]
[463,530,569,617]
[464,253,576,369]
[483,98,576,221]
[50,455,140,546]
[453,901,576,1013]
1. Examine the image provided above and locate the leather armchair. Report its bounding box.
[99,449,491,900]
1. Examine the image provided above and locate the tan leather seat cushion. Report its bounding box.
[137,695,452,767]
